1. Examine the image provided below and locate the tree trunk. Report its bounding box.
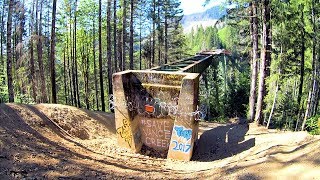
[99,0,105,111]
[46,0,51,102]
[164,0,168,64]
[312,83,319,116]
[29,0,37,103]
[0,2,3,101]
[12,22,16,69]
[157,1,163,65]
[74,1,80,108]
[255,0,271,125]
[310,0,318,118]
[86,43,90,109]
[113,0,117,72]
[223,55,227,105]
[50,0,57,103]
[122,0,127,70]
[139,13,142,70]
[297,9,305,118]
[282,84,289,129]
[203,71,209,119]
[107,0,113,111]
[67,39,73,106]
[17,1,24,62]
[66,37,71,104]
[267,74,279,129]
[149,35,152,69]
[129,0,134,70]
[66,39,71,104]
[38,0,48,103]
[0,2,4,70]
[212,61,219,111]
[152,0,156,67]
[0,7,3,103]
[81,43,89,110]
[302,86,312,131]
[302,1,317,131]
[69,7,76,106]
[7,0,14,102]
[93,17,99,110]
[248,1,258,122]
[118,27,123,71]
[315,88,320,114]
[63,47,68,104]
[13,19,23,103]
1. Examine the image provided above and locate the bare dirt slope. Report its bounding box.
[0,103,319,179]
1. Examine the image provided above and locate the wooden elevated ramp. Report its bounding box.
[112,50,230,161]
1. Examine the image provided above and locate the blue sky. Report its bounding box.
[180,0,226,15]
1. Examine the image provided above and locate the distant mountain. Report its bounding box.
[181,5,227,33]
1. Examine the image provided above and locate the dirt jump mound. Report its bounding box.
[0,103,319,179]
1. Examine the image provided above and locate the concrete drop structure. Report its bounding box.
[112,51,230,161]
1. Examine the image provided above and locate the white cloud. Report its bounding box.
[180,0,225,15]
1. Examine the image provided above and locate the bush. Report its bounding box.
[305,115,320,135]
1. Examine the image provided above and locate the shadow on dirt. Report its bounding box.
[192,123,255,162]
[237,173,261,180]
[0,104,168,179]
[219,138,320,179]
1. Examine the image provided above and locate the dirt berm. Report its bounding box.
[0,103,319,179]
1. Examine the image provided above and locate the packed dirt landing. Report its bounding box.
[0,103,319,179]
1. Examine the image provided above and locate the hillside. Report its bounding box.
[182,5,227,33]
[0,103,319,179]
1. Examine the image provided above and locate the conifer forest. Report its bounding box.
[0,0,320,134]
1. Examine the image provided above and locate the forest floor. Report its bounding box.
[0,103,319,179]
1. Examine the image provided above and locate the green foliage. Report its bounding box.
[198,55,250,121]
[194,0,320,128]
[0,58,7,103]
[217,26,235,50]
[0,75,8,103]
[53,0,188,109]
[262,0,320,130]
[305,115,320,135]
[185,26,220,54]
[168,24,188,61]
[1,0,319,130]
[185,3,251,121]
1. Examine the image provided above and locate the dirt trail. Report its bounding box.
[0,103,319,179]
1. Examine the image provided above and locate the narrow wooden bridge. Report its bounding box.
[112,49,231,161]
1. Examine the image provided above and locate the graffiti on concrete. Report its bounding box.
[174,126,192,141]
[172,140,191,153]
[109,94,206,121]
[171,125,193,153]
[140,119,173,149]
[116,118,132,148]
